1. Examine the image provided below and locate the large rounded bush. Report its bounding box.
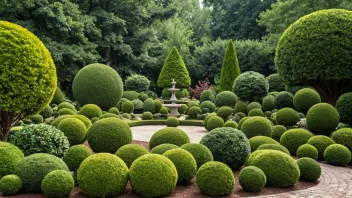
[262,95,276,111]
[125,73,150,92]
[293,88,321,113]
[257,144,290,155]
[87,118,132,153]
[143,98,155,113]
[200,101,216,113]
[15,153,69,192]
[149,127,190,149]
[331,128,352,150]
[306,103,340,135]
[63,145,92,171]
[324,144,351,166]
[166,117,179,127]
[180,143,213,169]
[115,144,149,168]
[79,104,102,119]
[239,166,266,192]
[150,144,179,155]
[129,154,178,197]
[187,106,202,119]
[196,161,234,196]
[58,118,87,145]
[266,73,285,92]
[0,175,22,195]
[217,106,233,121]
[121,100,134,113]
[296,157,321,181]
[77,153,128,197]
[280,129,313,155]
[296,144,318,160]
[233,71,269,102]
[307,135,335,160]
[200,127,250,169]
[214,91,238,107]
[275,108,299,126]
[41,170,74,198]
[0,142,24,178]
[72,63,123,110]
[200,90,215,103]
[241,116,273,138]
[272,125,287,142]
[274,91,293,109]
[206,115,224,131]
[234,100,247,114]
[249,136,278,152]
[336,92,352,126]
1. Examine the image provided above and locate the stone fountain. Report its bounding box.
[163,79,182,117]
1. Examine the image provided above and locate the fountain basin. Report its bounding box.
[164,104,182,117]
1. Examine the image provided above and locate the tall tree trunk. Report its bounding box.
[0,111,19,142]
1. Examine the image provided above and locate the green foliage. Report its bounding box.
[79,104,102,120]
[262,95,276,111]
[41,170,74,198]
[248,109,264,117]
[187,106,202,119]
[239,166,266,192]
[129,154,178,198]
[324,144,351,166]
[146,91,158,100]
[153,100,163,113]
[249,136,278,152]
[58,118,87,145]
[266,73,285,92]
[203,113,216,131]
[200,127,250,169]
[40,106,53,119]
[306,103,340,135]
[187,101,200,108]
[123,91,140,101]
[149,127,190,149]
[87,118,132,153]
[166,117,179,127]
[108,107,119,115]
[217,106,233,121]
[336,92,352,126]
[180,143,214,170]
[275,108,299,126]
[237,117,249,130]
[63,145,92,171]
[58,108,76,115]
[200,101,216,113]
[139,93,149,102]
[219,40,240,92]
[150,144,179,155]
[161,88,186,100]
[257,144,290,155]
[272,125,287,142]
[214,91,238,107]
[233,71,269,102]
[99,113,119,120]
[159,106,169,115]
[296,157,321,182]
[307,135,335,160]
[142,112,153,120]
[235,100,248,114]
[331,128,352,151]
[274,91,293,109]
[115,144,149,168]
[280,129,313,155]
[125,73,150,92]
[247,102,262,113]
[0,142,24,178]
[121,101,134,114]
[200,90,215,103]
[196,161,234,196]
[58,102,77,113]
[206,116,224,131]
[224,120,238,129]
[51,115,91,129]
[28,114,44,124]
[241,116,273,138]
[51,87,66,105]
[296,144,318,160]
[143,98,156,113]
[0,175,22,195]
[293,88,321,113]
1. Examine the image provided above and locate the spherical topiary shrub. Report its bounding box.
[280,129,313,155]
[296,144,318,160]
[122,91,140,101]
[150,144,179,155]
[58,108,76,115]
[217,106,233,121]
[180,143,213,169]
[121,100,134,113]
[77,153,128,197]
[274,91,294,109]
[250,150,300,187]
[63,145,92,171]
[72,63,123,110]
[0,174,23,195]
[41,170,74,198]
[266,73,285,92]
[233,71,269,102]
[296,157,321,181]
[200,127,250,169]
[272,125,287,142]
[28,114,44,124]
[0,142,24,178]
[275,108,299,126]
[293,88,321,113]
[306,103,340,135]
[239,166,266,192]
[40,106,53,119]
[129,154,178,197]
[149,127,190,149]
[324,144,351,166]
[187,101,200,108]
[166,117,179,127]
[196,161,234,196]
[139,93,149,102]
[224,120,238,129]
[200,101,216,113]
[58,102,77,113]
[262,95,276,112]
[249,136,278,152]
[235,100,247,114]
[241,116,273,138]
[163,149,197,184]
[108,107,119,115]
[178,104,188,114]
[245,150,269,166]
[99,113,119,120]
[187,106,202,119]
[58,118,87,145]
[331,128,352,151]
[158,106,168,115]
[15,153,69,192]
[237,117,249,130]
[115,144,149,168]
[87,117,132,153]
[143,98,156,113]
[142,112,153,120]
[257,144,290,155]
[307,135,335,160]
[125,73,150,92]
[206,115,225,131]
[79,104,102,119]
[336,92,352,126]
[203,112,216,131]
[153,99,163,113]
[214,91,238,107]
[200,90,215,103]
[51,114,92,129]
[247,102,262,113]
[133,99,144,112]
[248,109,264,117]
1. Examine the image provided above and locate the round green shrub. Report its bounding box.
[266,73,285,92]
[293,88,321,113]
[138,93,149,102]
[159,106,169,114]
[214,91,238,107]
[149,127,190,149]
[41,170,74,198]
[274,91,294,109]
[122,91,140,101]
[178,104,188,114]
[200,101,216,113]
[296,144,318,160]
[15,153,69,192]
[203,112,216,131]
[143,98,155,113]
[142,112,153,120]
[262,95,276,111]
[200,127,250,169]
[245,150,269,166]
[0,142,24,178]
[108,107,119,115]
[51,87,65,105]
[0,175,22,195]
[239,166,266,192]
[196,161,234,196]
[237,117,249,130]
[217,106,233,121]
[120,113,131,120]
[146,90,158,99]
[40,106,53,119]
[206,116,224,131]
[248,109,264,117]
[249,136,278,152]
[166,117,179,127]
[247,102,262,113]
[235,112,246,119]
[129,154,178,197]
[234,100,247,114]
[233,71,269,102]
[58,118,87,145]
[275,108,299,126]
[241,116,273,138]
[121,100,134,113]
[200,90,215,103]
[79,104,102,119]
[28,114,44,124]
[58,108,76,116]
[99,113,119,120]
[163,149,197,184]
[187,106,202,119]
[125,73,150,92]
[180,143,213,169]
[272,125,287,141]
[115,144,149,168]
[280,129,314,155]
[63,145,92,171]
[224,120,238,129]
[91,117,99,123]
[72,115,92,129]
[187,101,200,108]
[77,153,128,197]
[307,135,335,160]
[153,99,163,113]
[324,144,351,166]
[306,103,340,135]
[58,102,77,113]
[87,117,132,153]
[72,63,123,110]
[150,144,179,155]
[296,157,321,181]
[336,92,352,126]
[257,144,290,155]
[331,128,352,150]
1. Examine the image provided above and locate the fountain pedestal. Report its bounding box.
[163,79,182,117]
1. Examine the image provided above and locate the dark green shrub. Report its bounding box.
[187,106,202,119]
[332,128,352,150]
[274,91,293,109]
[247,102,262,113]
[63,145,92,171]
[306,103,340,135]
[266,73,285,92]
[200,101,216,113]
[108,107,119,115]
[0,175,22,195]
[219,40,240,92]
[200,90,215,103]
[196,161,234,196]
[257,144,290,155]
[150,144,179,155]
[28,114,43,124]
[296,157,321,181]
[58,108,76,115]
[0,142,24,178]
[178,104,188,114]
[143,98,156,113]
[296,144,318,160]
[121,100,134,113]
[214,91,238,107]
[235,112,246,119]
[293,88,321,113]
[51,87,66,105]
[58,118,87,145]
[159,106,169,115]
[200,127,250,169]
[234,100,247,114]
[336,92,352,126]
[203,112,216,131]
[237,117,249,130]
[272,125,287,142]
[99,113,119,120]
[233,71,269,102]
[324,144,351,166]
[129,154,178,197]
[145,90,158,99]
[166,117,179,127]
[224,120,238,129]
[262,95,276,111]
[40,106,53,119]
[122,91,140,101]
[248,109,264,117]
[241,116,273,138]
[217,106,233,121]
[187,101,200,108]
[249,136,278,152]
[307,135,335,160]
[180,143,213,169]
[77,153,128,197]
[149,127,190,149]
[275,108,299,126]
[115,144,149,168]
[41,170,74,198]
[125,73,150,92]
[280,129,314,155]
[153,99,163,113]
[239,166,266,192]
[58,102,77,113]
[87,118,132,153]
[142,112,153,120]
[206,116,224,131]
[132,99,144,112]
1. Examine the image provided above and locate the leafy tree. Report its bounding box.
[219,40,240,92]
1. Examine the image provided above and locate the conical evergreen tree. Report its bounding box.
[157,47,191,88]
[219,40,241,92]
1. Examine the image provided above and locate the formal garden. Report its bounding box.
[0,2,352,198]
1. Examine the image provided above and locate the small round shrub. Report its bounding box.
[336,92,352,126]
[249,136,278,152]
[121,100,134,113]
[248,109,264,117]
[187,101,200,108]
[125,73,150,92]
[272,125,287,142]
[324,144,351,166]
[0,142,24,178]
[200,90,215,103]
[149,127,190,149]
[235,112,246,119]
[79,104,102,119]
[206,116,224,131]
[146,90,158,99]
[224,120,238,129]
[257,144,290,155]
[63,145,92,171]
[58,108,76,115]
[241,116,273,138]
[237,117,249,130]
[153,99,163,113]
[99,113,119,119]
[120,113,131,120]
[0,175,22,195]
[87,117,132,153]
[200,101,216,113]
[296,144,318,160]
[331,128,352,150]
[150,144,179,155]
[235,100,247,114]
[280,129,313,155]
[203,112,216,130]
[239,166,266,192]
[274,91,294,109]
[58,118,87,145]
[72,115,92,129]
[262,95,276,111]
[275,108,299,126]
[178,104,188,114]
[196,161,234,196]
[15,153,69,192]
[266,73,285,92]
[91,117,99,123]
[214,91,238,107]
[306,103,340,135]
[77,153,128,197]
[162,88,185,99]
[28,114,44,124]
[233,71,269,102]
[58,102,77,113]
[41,170,74,198]
[132,99,144,112]
[166,117,179,127]
[247,102,262,113]
[129,154,178,197]
[40,106,53,119]
[187,106,202,119]
[143,98,156,113]
[163,149,197,184]
[159,106,169,114]
[293,88,321,113]
[217,106,233,121]
[139,93,149,102]
[296,157,321,181]
[142,112,153,120]
[108,107,119,115]
[122,91,140,101]
[51,87,65,105]
[115,144,149,168]
[200,127,250,169]
[307,135,335,160]
[180,143,213,169]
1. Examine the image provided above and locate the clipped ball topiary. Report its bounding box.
[293,88,321,113]
[336,92,352,126]
[248,109,264,117]
[296,144,318,160]
[217,106,234,121]
[200,90,215,103]
[58,108,76,115]
[28,114,44,124]
[51,87,65,105]
[266,73,285,92]
[178,104,188,114]
[121,100,134,113]
[122,91,140,101]
[233,71,269,102]
[257,144,290,155]
[206,116,224,131]
[159,106,169,114]
[331,128,352,151]
[149,127,190,149]
[296,157,321,181]
[306,103,340,135]
[237,117,249,130]
[224,120,238,129]
[274,91,294,109]
[87,117,132,153]
[40,106,53,119]
[247,102,262,113]
[99,113,119,120]
[214,91,238,107]
[0,142,24,178]
[0,174,22,195]
[280,129,313,155]
[153,100,163,113]
[77,153,128,197]
[180,143,213,169]
[307,135,335,160]
[58,102,77,113]
[200,101,216,113]
[249,136,278,152]
[239,166,266,192]
[272,125,287,142]
[196,161,234,196]
[79,104,102,119]
[200,127,250,169]
[150,144,179,155]
[262,95,276,112]
[108,107,119,115]
[143,98,155,113]
[235,100,247,114]
[187,106,202,119]
[58,118,87,145]
[63,145,92,171]
[275,108,299,126]
[129,154,178,197]
[324,144,351,166]
[142,112,153,120]
[166,117,179,127]
[125,73,150,92]
[241,116,273,138]
[115,144,149,168]
[41,170,74,198]
[203,112,216,131]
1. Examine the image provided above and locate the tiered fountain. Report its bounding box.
[163,79,182,117]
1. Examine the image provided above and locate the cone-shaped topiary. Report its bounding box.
[63,145,92,171]
[157,47,191,88]
[41,170,74,198]
[0,174,23,195]
[219,40,240,92]
[0,142,24,178]
[239,166,266,192]
[115,144,149,168]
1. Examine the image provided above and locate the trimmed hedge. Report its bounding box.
[324,144,351,166]
[217,106,233,121]
[247,102,262,113]
[200,90,215,103]
[248,109,264,117]
[275,108,299,126]
[307,135,335,160]
[149,127,190,149]
[266,73,285,92]
[0,142,24,178]
[241,116,273,138]
[306,103,340,135]
[121,100,134,113]
[200,101,216,113]
[214,91,238,107]
[331,128,352,150]
[239,166,266,192]
[336,92,352,126]
[233,71,269,102]
[296,157,321,181]
[79,104,102,119]
[293,88,321,113]
[280,129,313,155]
[187,106,202,119]
[63,145,92,171]
[115,144,149,168]
[249,136,278,152]
[181,143,213,169]
[41,170,74,198]
[150,144,179,155]
[0,175,23,195]
[296,144,318,160]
